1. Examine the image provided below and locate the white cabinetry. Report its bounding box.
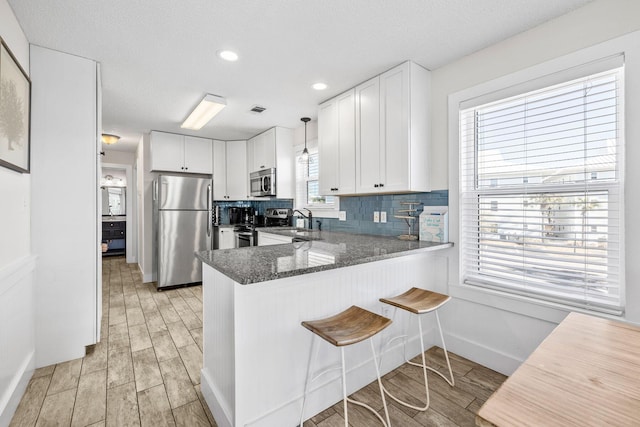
[150,131,212,174]
[213,140,248,200]
[30,45,100,365]
[248,128,276,171]
[257,231,293,246]
[318,89,356,195]
[217,227,236,249]
[247,127,294,199]
[355,61,430,193]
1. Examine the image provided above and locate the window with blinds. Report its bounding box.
[295,150,335,208]
[459,66,624,314]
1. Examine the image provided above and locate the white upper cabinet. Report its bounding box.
[213,140,248,201]
[246,127,294,199]
[351,61,430,194]
[273,127,294,199]
[183,136,214,174]
[248,128,276,172]
[226,140,248,200]
[318,89,356,195]
[150,131,213,174]
[212,139,228,200]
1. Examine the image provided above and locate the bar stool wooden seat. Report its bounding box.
[300,305,392,427]
[379,287,454,411]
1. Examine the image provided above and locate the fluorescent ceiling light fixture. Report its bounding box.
[181,94,227,130]
[101,133,120,145]
[312,82,328,90]
[217,50,239,61]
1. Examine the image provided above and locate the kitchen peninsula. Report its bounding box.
[196,230,452,426]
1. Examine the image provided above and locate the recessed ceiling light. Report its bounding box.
[312,82,328,90]
[218,50,239,62]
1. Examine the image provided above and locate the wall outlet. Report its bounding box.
[338,211,347,221]
[380,211,387,223]
[373,211,380,223]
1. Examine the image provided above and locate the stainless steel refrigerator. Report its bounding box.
[154,175,212,289]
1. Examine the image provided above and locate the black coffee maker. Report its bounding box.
[228,207,255,225]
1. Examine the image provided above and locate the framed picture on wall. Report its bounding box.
[0,37,31,173]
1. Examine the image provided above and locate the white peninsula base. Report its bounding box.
[200,251,449,427]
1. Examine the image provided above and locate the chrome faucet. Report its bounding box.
[292,208,313,230]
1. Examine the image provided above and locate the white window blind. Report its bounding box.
[459,66,624,314]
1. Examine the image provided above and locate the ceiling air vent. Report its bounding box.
[249,105,266,114]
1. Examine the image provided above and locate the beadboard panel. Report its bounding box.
[0,255,36,427]
[202,252,448,426]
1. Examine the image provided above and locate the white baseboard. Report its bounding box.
[445,331,523,376]
[201,369,232,427]
[0,255,36,427]
[0,351,34,427]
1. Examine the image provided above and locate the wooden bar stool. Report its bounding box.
[300,305,392,427]
[379,287,454,411]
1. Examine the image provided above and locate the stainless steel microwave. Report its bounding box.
[250,168,276,197]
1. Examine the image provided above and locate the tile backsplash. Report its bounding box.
[214,199,293,224]
[214,190,448,238]
[317,190,448,237]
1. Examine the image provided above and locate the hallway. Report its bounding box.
[10,257,215,426]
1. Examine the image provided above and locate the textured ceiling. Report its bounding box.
[8,0,593,151]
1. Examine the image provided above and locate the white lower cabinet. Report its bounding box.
[217,227,236,249]
[257,231,293,246]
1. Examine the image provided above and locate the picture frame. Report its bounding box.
[0,37,31,173]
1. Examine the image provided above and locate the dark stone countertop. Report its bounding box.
[195,228,452,285]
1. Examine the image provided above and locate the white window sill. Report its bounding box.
[449,281,625,324]
[304,207,339,219]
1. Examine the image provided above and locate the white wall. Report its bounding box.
[430,0,640,190]
[0,2,35,425]
[137,133,156,283]
[431,0,640,375]
[103,149,136,165]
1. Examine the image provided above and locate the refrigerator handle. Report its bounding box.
[207,184,212,238]
[153,180,158,202]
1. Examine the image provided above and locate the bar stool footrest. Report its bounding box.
[406,360,455,387]
[346,396,389,426]
[381,384,429,411]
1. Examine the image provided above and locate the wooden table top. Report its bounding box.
[477,312,640,427]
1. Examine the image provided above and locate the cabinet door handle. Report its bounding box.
[374,184,379,188]
[207,184,212,238]
[379,183,384,187]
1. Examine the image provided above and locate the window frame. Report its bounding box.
[447,39,632,322]
[294,144,340,218]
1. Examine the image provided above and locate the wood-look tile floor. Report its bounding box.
[10,257,507,427]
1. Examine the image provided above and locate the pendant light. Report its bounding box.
[298,117,312,164]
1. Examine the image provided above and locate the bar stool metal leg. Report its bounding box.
[380,311,431,411]
[433,311,454,386]
[339,340,390,426]
[300,306,392,426]
[378,288,456,412]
